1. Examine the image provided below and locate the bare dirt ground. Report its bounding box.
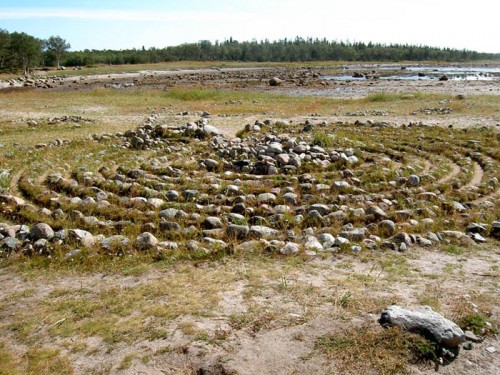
[0,246,498,374]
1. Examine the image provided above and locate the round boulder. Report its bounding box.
[30,223,54,241]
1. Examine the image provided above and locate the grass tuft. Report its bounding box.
[316,325,437,374]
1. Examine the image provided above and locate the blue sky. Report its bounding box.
[1,0,499,53]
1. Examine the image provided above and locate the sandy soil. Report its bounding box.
[0,246,498,374]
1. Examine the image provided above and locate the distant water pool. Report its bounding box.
[322,66,500,81]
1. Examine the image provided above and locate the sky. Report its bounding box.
[0,0,499,53]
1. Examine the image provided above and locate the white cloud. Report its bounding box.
[0,8,251,22]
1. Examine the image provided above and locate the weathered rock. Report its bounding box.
[226,224,249,239]
[29,223,54,241]
[279,242,300,255]
[249,225,280,239]
[203,216,223,229]
[317,233,335,244]
[303,235,323,251]
[1,237,20,254]
[135,232,158,250]
[68,229,95,248]
[379,305,465,347]
[309,204,330,216]
[391,232,412,246]
[269,77,283,86]
[332,181,351,191]
[159,221,182,231]
[379,220,396,236]
[367,205,387,219]
[101,235,130,251]
[490,221,500,239]
[159,208,179,219]
[131,136,145,150]
[408,175,420,187]
[257,193,276,204]
[203,158,219,171]
[339,228,366,242]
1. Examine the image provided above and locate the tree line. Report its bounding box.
[0,29,70,74]
[1,30,498,75]
[65,38,498,67]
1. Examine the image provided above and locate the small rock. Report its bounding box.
[464,330,483,343]
[135,232,158,250]
[226,224,249,240]
[269,77,283,86]
[280,242,300,255]
[203,216,224,229]
[68,229,95,248]
[408,175,420,187]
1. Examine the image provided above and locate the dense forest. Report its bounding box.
[1,29,499,74]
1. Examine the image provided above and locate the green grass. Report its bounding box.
[312,130,336,148]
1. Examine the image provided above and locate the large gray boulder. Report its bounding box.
[379,305,465,347]
[30,223,54,241]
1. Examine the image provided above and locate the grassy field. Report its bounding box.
[0,67,499,374]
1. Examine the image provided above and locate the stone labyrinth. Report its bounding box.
[1,115,499,259]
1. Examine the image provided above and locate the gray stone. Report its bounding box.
[267,142,283,154]
[166,190,180,201]
[303,235,323,251]
[283,192,298,205]
[68,229,95,248]
[309,204,330,215]
[275,153,290,166]
[159,221,181,231]
[100,235,130,251]
[269,77,283,86]
[30,223,54,241]
[332,181,351,191]
[203,216,223,229]
[408,174,420,186]
[131,136,145,149]
[317,233,335,244]
[203,125,220,136]
[489,221,500,239]
[464,330,483,343]
[135,232,158,250]
[470,232,486,243]
[159,208,179,219]
[183,189,198,200]
[367,205,387,219]
[203,158,219,171]
[391,232,412,246]
[279,242,300,255]
[339,228,366,242]
[226,224,249,239]
[258,192,277,204]
[379,305,465,347]
[249,225,280,239]
[1,237,19,253]
[335,236,350,246]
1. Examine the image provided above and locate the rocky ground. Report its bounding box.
[0,64,498,374]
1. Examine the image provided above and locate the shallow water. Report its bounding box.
[322,65,500,81]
